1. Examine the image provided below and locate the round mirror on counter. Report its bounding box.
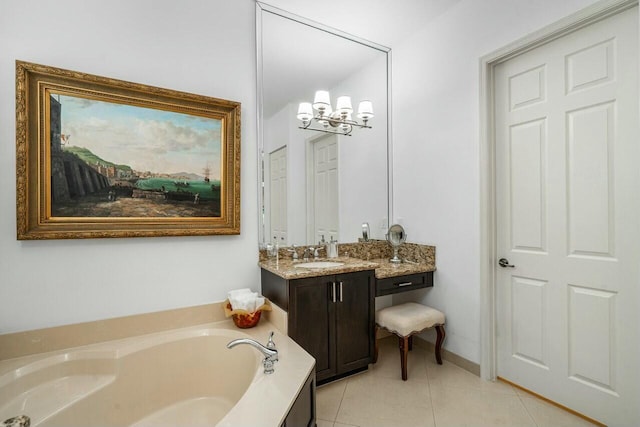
[386,224,406,263]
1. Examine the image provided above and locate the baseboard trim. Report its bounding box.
[380,334,480,377]
[498,377,606,427]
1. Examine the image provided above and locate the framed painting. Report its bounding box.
[16,61,240,239]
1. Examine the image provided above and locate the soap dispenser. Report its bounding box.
[273,236,279,261]
[327,236,339,258]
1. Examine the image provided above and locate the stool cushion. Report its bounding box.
[376,302,445,337]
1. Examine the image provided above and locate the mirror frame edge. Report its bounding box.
[255,1,393,247]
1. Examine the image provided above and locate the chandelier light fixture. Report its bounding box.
[296,90,374,136]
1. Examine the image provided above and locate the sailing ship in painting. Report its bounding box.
[203,163,211,182]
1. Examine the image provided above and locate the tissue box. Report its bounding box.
[224,299,271,329]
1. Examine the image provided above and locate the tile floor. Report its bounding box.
[316,337,596,427]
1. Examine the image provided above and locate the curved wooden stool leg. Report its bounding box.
[399,335,409,381]
[435,325,445,365]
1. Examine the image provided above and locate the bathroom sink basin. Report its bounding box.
[294,261,345,269]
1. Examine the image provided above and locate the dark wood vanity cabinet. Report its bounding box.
[262,269,375,383]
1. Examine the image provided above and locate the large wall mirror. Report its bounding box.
[256,2,392,248]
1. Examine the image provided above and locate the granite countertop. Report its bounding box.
[371,258,436,279]
[259,257,378,280]
[259,256,435,280]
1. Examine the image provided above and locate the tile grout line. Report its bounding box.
[425,350,438,427]
[512,384,540,427]
[331,376,349,425]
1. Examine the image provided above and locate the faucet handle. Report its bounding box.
[2,416,30,427]
[266,332,278,363]
[267,331,276,349]
[306,246,320,258]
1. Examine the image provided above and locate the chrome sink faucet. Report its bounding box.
[303,247,313,260]
[303,246,323,260]
[227,332,278,374]
[287,245,298,260]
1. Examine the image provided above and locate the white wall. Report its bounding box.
[0,0,259,334]
[391,0,601,363]
[333,54,389,243]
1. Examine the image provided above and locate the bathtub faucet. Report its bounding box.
[2,415,30,427]
[227,331,278,374]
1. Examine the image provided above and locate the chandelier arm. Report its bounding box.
[322,116,371,129]
[298,126,353,136]
[300,120,312,130]
[317,116,366,128]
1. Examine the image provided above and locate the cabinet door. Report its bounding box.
[289,276,336,380]
[335,271,374,374]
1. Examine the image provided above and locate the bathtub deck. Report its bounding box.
[0,375,114,426]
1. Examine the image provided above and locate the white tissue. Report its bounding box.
[228,289,263,313]
[228,288,252,300]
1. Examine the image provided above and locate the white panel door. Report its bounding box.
[269,146,287,244]
[311,135,339,244]
[495,7,639,426]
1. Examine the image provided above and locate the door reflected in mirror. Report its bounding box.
[257,2,391,247]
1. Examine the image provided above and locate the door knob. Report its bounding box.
[498,258,515,268]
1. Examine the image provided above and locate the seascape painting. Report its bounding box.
[17,61,240,239]
[49,94,223,218]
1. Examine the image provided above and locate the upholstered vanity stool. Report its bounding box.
[373,302,445,381]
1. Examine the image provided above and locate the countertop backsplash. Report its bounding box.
[259,240,436,280]
[340,240,435,265]
[259,239,434,263]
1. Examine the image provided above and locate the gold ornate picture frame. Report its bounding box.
[16,61,240,239]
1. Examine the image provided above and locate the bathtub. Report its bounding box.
[0,321,315,427]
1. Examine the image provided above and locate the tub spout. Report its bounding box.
[2,415,30,427]
[227,332,278,374]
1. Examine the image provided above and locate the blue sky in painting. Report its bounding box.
[56,94,222,178]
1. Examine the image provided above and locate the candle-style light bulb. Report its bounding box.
[313,90,331,116]
[357,100,374,120]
